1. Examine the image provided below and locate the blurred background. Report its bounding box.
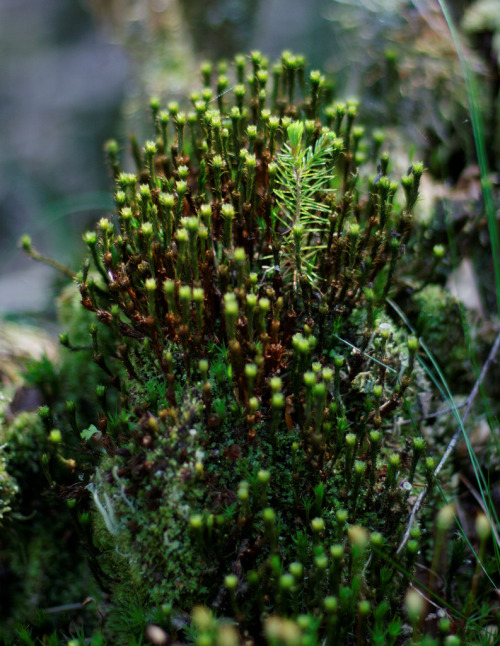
[0,0,498,318]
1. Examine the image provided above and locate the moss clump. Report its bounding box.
[16,51,495,645]
[412,284,469,378]
[0,400,97,636]
[0,449,18,523]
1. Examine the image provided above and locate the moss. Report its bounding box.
[412,284,469,378]
[14,50,493,645]
[66,50,429,640]
[0,449,18,523]
[0,384,98,637]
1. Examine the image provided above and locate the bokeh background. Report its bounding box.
[1,0,498,317]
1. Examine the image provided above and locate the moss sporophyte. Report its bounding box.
[15,50,491,645]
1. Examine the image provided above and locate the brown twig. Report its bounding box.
[42,602,84,614]
[396,401,468,426]
[396,328,500,555]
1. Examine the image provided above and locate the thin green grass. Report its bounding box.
[436,0,500,575]
[436,0,500,319]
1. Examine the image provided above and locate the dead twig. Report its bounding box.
[396,327,500,555]
[396,401,467,426]
[42,602,84,614]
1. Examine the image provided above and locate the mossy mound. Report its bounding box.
[13,51,494,645]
